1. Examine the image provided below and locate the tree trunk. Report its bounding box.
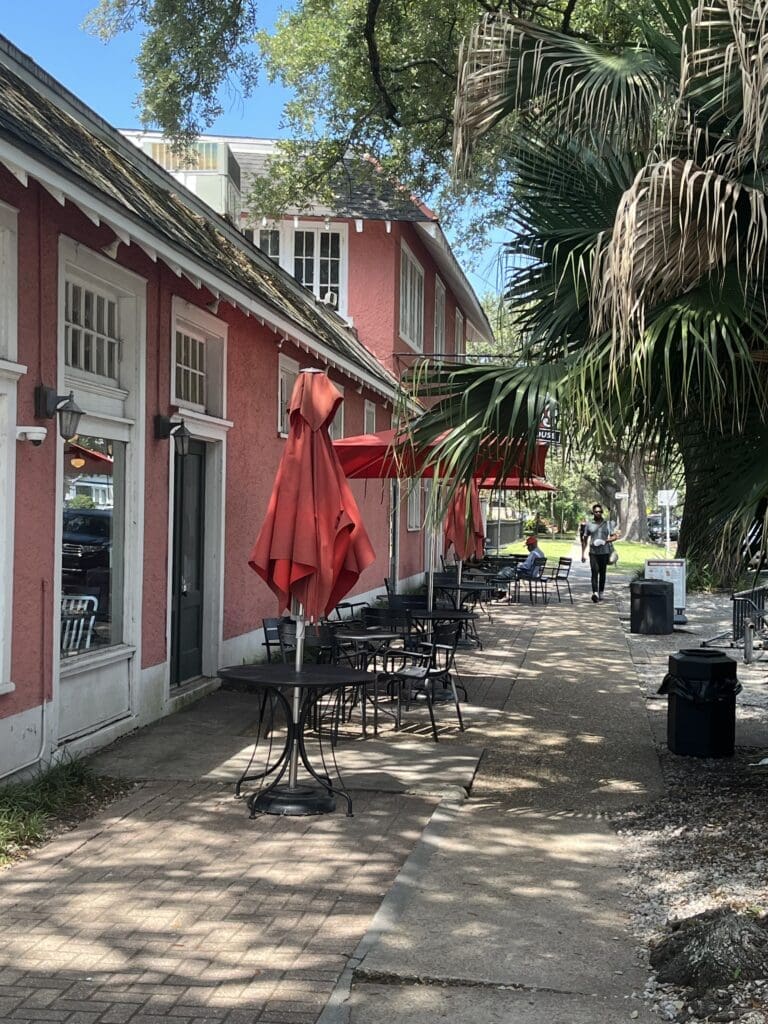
[650,908,768,995]
[675,406,767,586]
[615,452,648,540]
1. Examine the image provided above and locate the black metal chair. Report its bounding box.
[379,623,464,742]
[387,593,428,612]
[262,617,286,663]
[276,620,336,664]
[330,600,369,623]
[549,557,574,604]
[514,557,549,604]
[361,605,412,634]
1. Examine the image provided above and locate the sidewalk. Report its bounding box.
[2,561,764,1024]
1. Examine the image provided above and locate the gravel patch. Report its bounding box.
[613,591,768,1023]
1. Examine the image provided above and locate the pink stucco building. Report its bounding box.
[0,39,435,780]
[122,133,495,590]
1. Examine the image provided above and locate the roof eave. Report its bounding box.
[0,137,409,404]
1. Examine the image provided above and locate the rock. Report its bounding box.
[649,909,768,995]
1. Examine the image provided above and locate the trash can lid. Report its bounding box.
[677,648,731,659]
[630,579,674,594]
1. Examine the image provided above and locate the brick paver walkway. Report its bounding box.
[0,783,437,1024]
[1,562,632,1024]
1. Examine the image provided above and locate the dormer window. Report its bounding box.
[294,227,343,309]
[259,228,280,262]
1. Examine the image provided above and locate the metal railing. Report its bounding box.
[702,584,768,662]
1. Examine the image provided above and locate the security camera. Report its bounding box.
[16,426,48,446]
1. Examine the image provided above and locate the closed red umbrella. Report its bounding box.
[249,370,375,623]
[444,480,485,561]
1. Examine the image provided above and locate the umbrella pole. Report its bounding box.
[427,522,435,611]
[457,557,463,587]
[289,601,305,789]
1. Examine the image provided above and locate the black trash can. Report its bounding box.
[630,579,674,634]
[658,649,741,757]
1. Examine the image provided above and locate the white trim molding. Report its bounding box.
[0,204,20,695]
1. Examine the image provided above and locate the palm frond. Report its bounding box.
[680,0,768,172]
[453,12,670,178]
[592,157,768,353]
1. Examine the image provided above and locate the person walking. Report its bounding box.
[581,503,619,603]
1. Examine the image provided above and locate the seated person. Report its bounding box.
[515,535,546,578]
[495,536,546,581]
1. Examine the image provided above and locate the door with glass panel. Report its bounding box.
[171,440,206,685]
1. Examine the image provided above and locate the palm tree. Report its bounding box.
[404,0,768,582]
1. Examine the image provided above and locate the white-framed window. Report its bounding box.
[258,228,280,262]
[278,354,299,436]
[64,278,121,385]
[407,480,422,531]
[328,382,344,441]
[455,307,465,357]
[0,201,18,364]
[175,329,205,409]
[434,277,446,356]
[172,299,227,420]
[291,224,346,312]
[399,243,424,351]
[364,399,376,435]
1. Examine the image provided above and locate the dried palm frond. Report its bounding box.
[453,11,668,179]
[680,0,768,173]
[593,157,768,351]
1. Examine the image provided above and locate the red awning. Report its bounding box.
[333,428,548,481]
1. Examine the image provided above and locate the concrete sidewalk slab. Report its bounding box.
[354,803,648,996]
[343,984,658,1023]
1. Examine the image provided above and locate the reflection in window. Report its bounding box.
[61,436,124,656]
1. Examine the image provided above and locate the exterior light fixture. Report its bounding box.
[154,415,192,457]
[34,386,84,441]
[70,456,86,470]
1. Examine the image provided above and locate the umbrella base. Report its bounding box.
[249,784,337,817]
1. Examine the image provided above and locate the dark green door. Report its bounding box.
[171,440,206,685]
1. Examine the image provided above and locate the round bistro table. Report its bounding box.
[218,662,372,818]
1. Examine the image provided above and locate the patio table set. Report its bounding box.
[218,368,554,821]
[220,604,472,819]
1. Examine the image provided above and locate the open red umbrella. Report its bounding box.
[249,370,375,624]
[475,475,555,492]
[444,480,485,562]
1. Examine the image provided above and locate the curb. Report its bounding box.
[316,789,467,1024]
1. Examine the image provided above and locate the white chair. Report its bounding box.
[61,595,98,653]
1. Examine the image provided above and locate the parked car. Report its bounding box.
[647,513,680,542]
[62,508,112,577]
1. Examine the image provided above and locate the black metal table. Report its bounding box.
[407,607,482,648]
[218,663,371,818]
[331,630,402,735]
[435,581,496,621]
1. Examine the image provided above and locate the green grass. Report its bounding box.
[499,536,667,576]
[0,758,130,865]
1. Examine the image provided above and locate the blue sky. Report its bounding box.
[1,2,503,295]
